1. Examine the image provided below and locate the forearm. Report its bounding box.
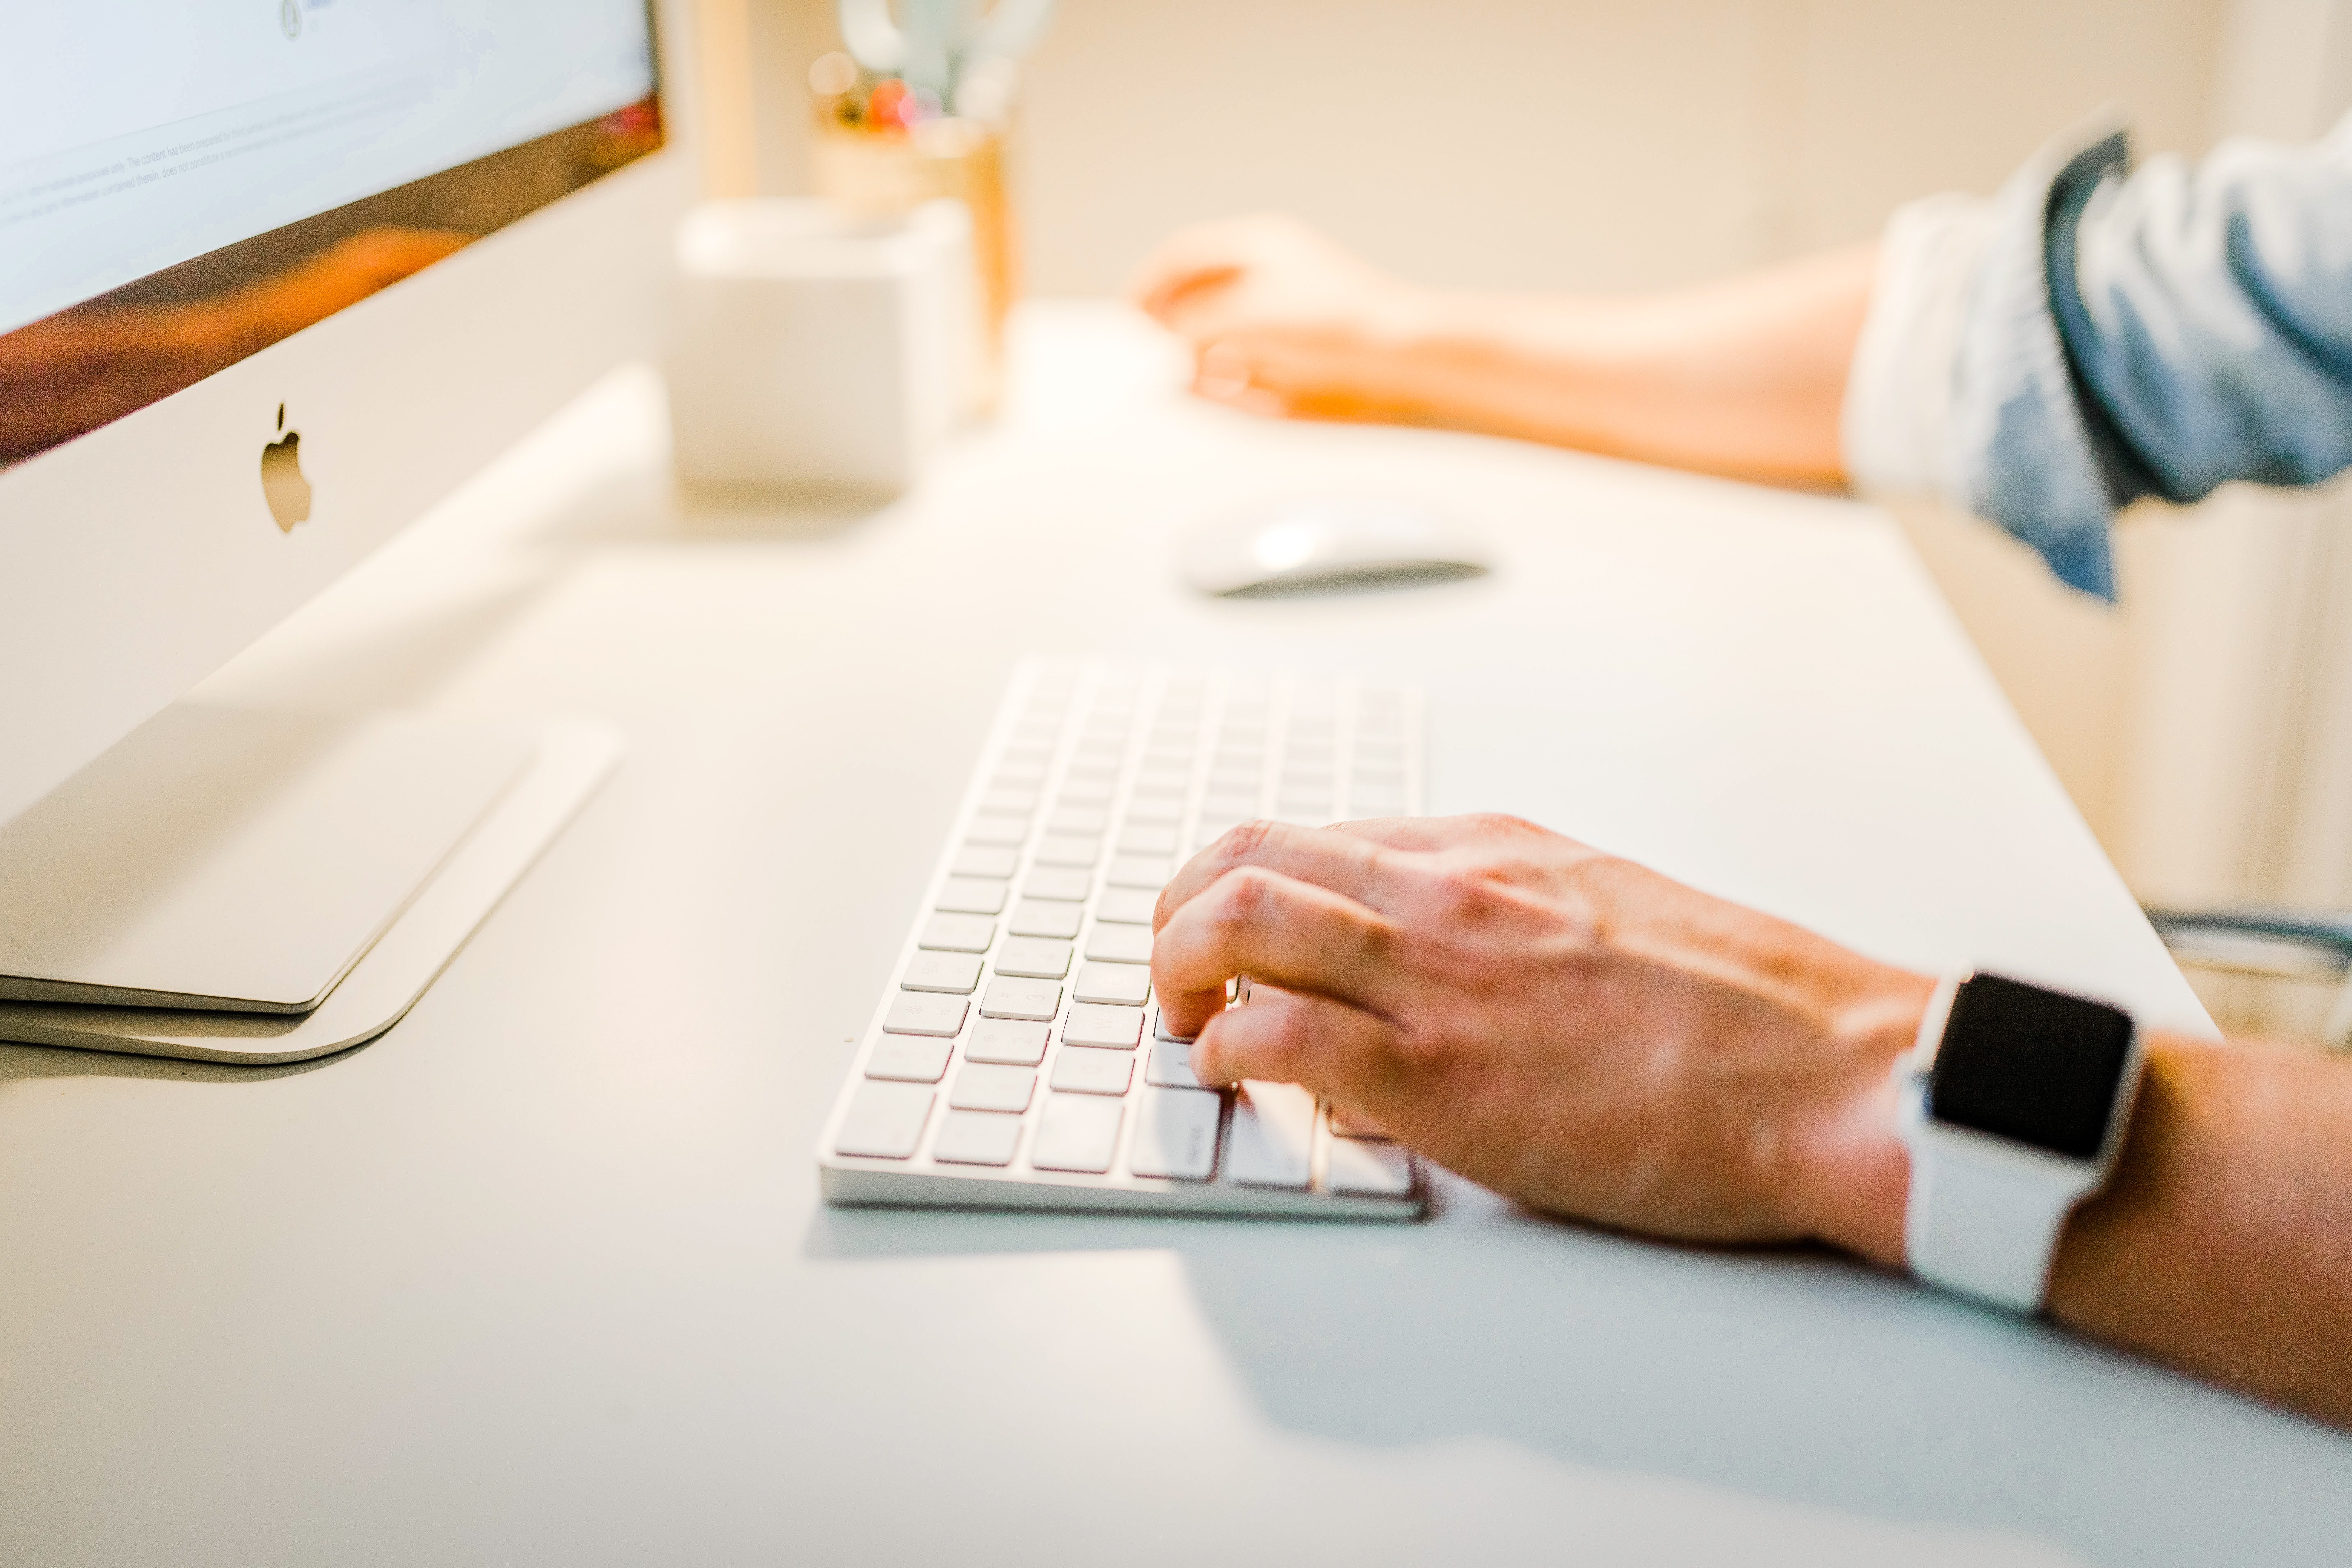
[1778,971,2352,1425]
[2047,1036,2352,1425]
[1382,245,1878,487]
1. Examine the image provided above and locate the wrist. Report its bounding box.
[1787,966,1933,1269]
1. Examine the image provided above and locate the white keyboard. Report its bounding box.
[816,660,1428,1220]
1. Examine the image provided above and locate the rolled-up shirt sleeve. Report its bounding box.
[1843,111,2352,600]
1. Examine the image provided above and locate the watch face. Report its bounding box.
[1928,974,2134,1159]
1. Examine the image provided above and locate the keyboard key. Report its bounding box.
[950,845,1018,879]
[1146,1040,1205,1089]
[866,1034,953,1082]
[931,1108,1023,1167]
[1352,788,1407,815]
[1023,868,1094,903]
[995,937,1072,979]
[1326,1137,1415,1197]
[1328,1103,1392,1139]
[1049,1046,1134,1096]
[1204,790,1260,818]
[917,913,995,952]
[1084,924,1154,965]
[964,1019,1049,1066]
[1095,886,1159,925]
[1129,1088,1222,1180]
[1063,1002,1144,1048]
[834,1081,934,1157]
[950,1063,1037,1113]
[1035,835,1101,867]
[1058,776,1114,802]
[882,993,967,1036]
[1152,1006,1195,1042]
[980,979,1060,1021]
[1116,824,1179,855]
[1131,777,1188,799]
[1226,1080,1315,1188]
[1106,856,1172,888]
[1008,899,1083,940]
[991,759,1047,785]
[1047,806,1108,835]
[1074,962,1150,1006]
[966,813,1031,846]
[1123,796,1182,824]
[1031,1095,1125,1172]
[936,877,1008,915]
[981,787,1039,815]
[901,952,982,993]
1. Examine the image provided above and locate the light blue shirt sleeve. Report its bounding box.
[1953,115,2352,599]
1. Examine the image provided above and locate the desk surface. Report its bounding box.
[2,307,2343,1567]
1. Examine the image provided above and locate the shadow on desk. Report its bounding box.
[804,1170,2348,1565]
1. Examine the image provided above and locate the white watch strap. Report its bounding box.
[1903,1127,2090,1312]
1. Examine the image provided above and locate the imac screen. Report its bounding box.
[0,1,662,467]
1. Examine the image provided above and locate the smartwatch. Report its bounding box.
[1894,972,2146,1313]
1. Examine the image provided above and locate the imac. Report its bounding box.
[0,1,699,1061]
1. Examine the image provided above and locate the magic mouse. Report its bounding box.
[1178,497,1492,596]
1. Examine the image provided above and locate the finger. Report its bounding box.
[1154,819,1399,934]
[1191,340,1258,401]
[1136,260,1243,325]
[1328,812,1581,855]
[1191,985,1401,1102]
[1195,376,1294,420]
[1129,225,1268,319]
[1188,340,1309,420]
[1150,864,1401,1037]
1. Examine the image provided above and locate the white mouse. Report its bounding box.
[1178,497,1493,596]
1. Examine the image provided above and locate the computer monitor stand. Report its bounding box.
[0,702,619,1065]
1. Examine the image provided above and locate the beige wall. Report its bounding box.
[743,1,2225,292]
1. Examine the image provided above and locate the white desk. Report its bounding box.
[2,307,2343,1566]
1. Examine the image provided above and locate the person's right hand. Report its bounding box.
[1150,814,1931,1260]
[1127,215,1436,422]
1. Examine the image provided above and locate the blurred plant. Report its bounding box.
[834,0,1054,116]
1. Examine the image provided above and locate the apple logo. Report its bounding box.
[260,403,312,532]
